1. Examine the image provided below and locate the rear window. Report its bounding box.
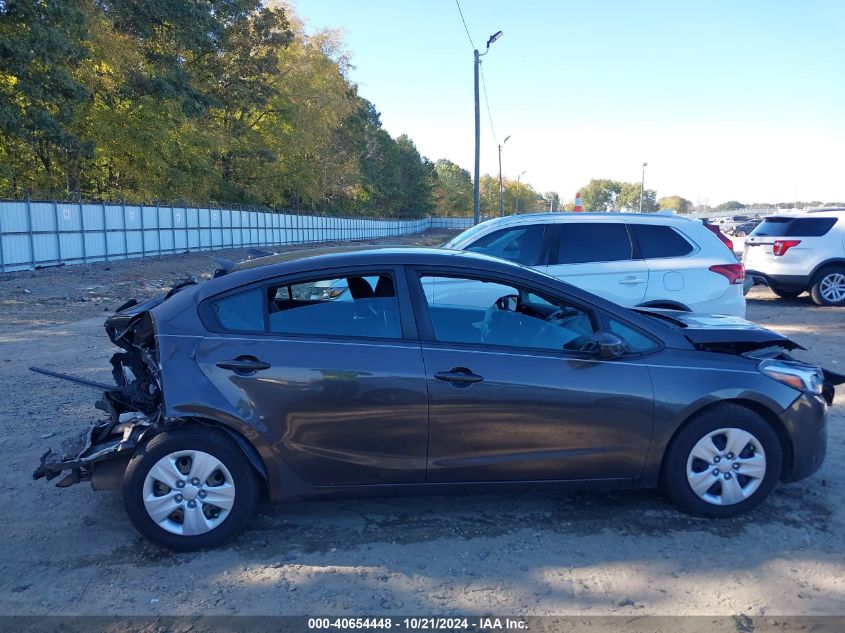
[751,216,838,237]
[630,224,694,259]
[551,222,633,265]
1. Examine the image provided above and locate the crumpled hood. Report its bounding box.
[633,308,803,352]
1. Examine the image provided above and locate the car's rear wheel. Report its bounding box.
[123,428,259,551]
[662,405,782,517]
[770,287,802,300]
[810,266,845,306]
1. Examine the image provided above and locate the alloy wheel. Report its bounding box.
[819,272,845,303]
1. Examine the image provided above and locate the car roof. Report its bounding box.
[210,246,537,292]
[466,211,703,230]
[760,209,845,219]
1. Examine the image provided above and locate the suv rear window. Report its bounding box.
[630,224,694,258]
[751,216,838,237]
[551,222,633,265]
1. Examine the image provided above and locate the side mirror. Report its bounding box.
[595,332,625,359]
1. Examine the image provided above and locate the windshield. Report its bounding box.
[442,222,494,248]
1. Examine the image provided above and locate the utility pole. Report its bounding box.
[498,135,510,218]
[639,161,648,213]
[472,31,503,225]
[515,170,526,214]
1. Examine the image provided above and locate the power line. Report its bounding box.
[479,63,497,146]
[454,0,476,50]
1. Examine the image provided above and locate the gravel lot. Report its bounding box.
[0,234,843,617]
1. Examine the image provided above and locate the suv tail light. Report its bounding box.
[772,240,801,256]
[709,263,746,284]
[703,223,734,252]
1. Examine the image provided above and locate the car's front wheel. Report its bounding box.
[123,428,260,551]
[662,405,782,517]
[810,266,845,306]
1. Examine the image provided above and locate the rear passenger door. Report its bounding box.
[193,267,430,486]
[543,222,648,306]
[628,224,698,304]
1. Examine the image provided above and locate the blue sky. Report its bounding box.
[291,0,845,205]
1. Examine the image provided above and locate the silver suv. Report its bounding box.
[743,209,845,306]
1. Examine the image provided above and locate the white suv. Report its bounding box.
[743,209,845,306]
[443,212,746,316]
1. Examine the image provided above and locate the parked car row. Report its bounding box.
[729,219,762,237]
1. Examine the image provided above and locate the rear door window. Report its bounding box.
[268,274,401,338]
[551,222,634,265]
[630,224,694,259]
[752,217,838,237]
[464,225,547,265]
[207,273,402,339]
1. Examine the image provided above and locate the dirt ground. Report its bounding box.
[0,234,843,617]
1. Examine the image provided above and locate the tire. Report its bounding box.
[123,428,260,551]
[770,287,802,300]
[810,266,845,306]
[662,405,782,518]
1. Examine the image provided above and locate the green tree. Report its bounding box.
[432,159,471,216]
[394,134,434,217]
[614,182,658,212]
[0,0,447,216]
[658,196,693,213]
[0,0,91,196]
[580,179,622,211]
[716,200,746,211]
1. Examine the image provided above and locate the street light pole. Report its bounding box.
[498,135,510,218]
[473,31,503,225]
[515,170,526,214]
[639,161,648,214]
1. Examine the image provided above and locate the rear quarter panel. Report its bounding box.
[150,286,291,500]
[645,224,737,308]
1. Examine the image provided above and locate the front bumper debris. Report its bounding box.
[33,412,152,487]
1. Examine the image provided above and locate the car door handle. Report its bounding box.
[216,356,271,374]
[434,368,484,387]
[619,276,646,285]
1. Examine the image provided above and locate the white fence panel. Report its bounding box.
[0,199,472,272]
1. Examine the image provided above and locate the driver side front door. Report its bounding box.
[411,272,655,484]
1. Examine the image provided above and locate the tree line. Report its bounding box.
[0,0,552,218]
[571,180,843,214]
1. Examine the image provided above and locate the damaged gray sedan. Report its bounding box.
[34,247,843,551]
